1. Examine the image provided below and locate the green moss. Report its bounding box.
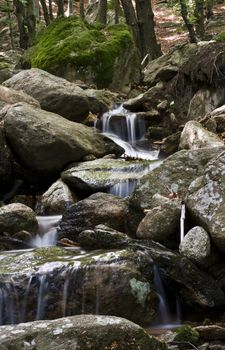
[0,62,9,70]
[174,325,199,344]
[215,31,225,42]
[28,16,133,87]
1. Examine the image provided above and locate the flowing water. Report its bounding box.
[31,215,62,248]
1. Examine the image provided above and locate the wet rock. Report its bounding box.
[58,192,128,241]
[179,226,211,265]
[145,241,225,311]
[136,199,180,241]
[61,158,156,192]
[0,315,165,350]
[179,121,224,150]
[159,131,181,156]
[78,224,131,249]
[186,150,225,252]
[2,102,122,182]
[35,179,77,215]
[0,203,38,235]
[0,246,158,325]
[0,123,13,196]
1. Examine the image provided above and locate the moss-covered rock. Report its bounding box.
[25,17,140,91]
[174,325,199,344]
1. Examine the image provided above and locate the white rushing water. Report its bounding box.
[31,215,62,248]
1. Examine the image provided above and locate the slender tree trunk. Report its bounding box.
[179,0,198,43]
[13,0,28,48]
[80,0,85,19]
[25,0,37,46]
[97,0,107,25]
[40,0,50,24]
[120,0,141,53]
[114,0,120,23]
[65,0,73,16]
[206,0,214,19]
[49,0,54,20]
[194,0,205,39]
[135,0,162,59]
[6,0,15,49]
[57,0,64,17]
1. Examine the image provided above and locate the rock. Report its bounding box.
[205,104,225,133]
[23,18,141,92]
[35,179,77,215]
[3,69,110,122]
[0,246,158,325]
[129,146,224,213]
[0,50,22,84]
[2,102,122,182]
[145,241,225,310]
[0,123,13,196]
[143,44,198,87]
[58,192,128,241]
[78,224,131,249]
[187,88,225,121]
[136,198,180,241]
[0,315,165,350]
[179,120,224,150]
[179,226,211,265]
[186,150,225,252]
[194,325,225,341]
[61,158,155,192]
[0,203,38,235]
[159,132,181,156]
[0,85,40,110]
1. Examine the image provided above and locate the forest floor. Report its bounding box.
[0,1,225,54]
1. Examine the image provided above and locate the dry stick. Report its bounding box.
[180,200,185,242]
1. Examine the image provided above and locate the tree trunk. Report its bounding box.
[40,0,50,24]
[65,0,73,16]
[25,0,37,46]
[194,0,205,39]
[57,0,64,17]
[80,0,85,19]
[135,0,162,59]
[97,0,107,25]
[13,0,28,49]
[114,0,120,23]
[49,0,54,20]
[206,0,214,19]
[120,0,141,53]
[6,0,15,49]
[179,0,198,43]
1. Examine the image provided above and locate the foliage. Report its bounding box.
[215,31,225,42]
[174,325,199,344]
[27,16,133,87]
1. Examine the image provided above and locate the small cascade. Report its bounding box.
[152,265,181,328]
[31,215,62,248]
[96,104,159,160]
[109,179,137,197]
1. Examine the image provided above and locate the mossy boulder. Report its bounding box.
[0,315,167,350]
[25,17,140,92]
[174,325,199,344]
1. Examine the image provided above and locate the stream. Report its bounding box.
[0,104,181,328]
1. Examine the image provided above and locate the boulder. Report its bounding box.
[0,123,13,196]
[78,224,131,249]
[0,246,158,325]
[61,158,155,192]
[136,198,180,241]
[179,226,211,265]
[3,69,111,122]
[22,18,141,92]
[58,192,128,241]
[145,241,225,310]
[143,43,198,87]
[0,203,38,235]
[0,50,22,84]
[35,179,77,215]
[128,147,225,232]
[0,315,165,350]
[0,85,40,110]
[2,103,122,181]
[179,120,224,150]
[186,150,225,252]
[203,104,225,133]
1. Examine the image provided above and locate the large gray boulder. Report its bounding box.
[0,123,13,194]
[35,179,77,215]
[0,85,40,110]
[186,150,225,252]
[0,246,158,325]
[2,103,122,181]
[0,315,165,350]
[179,120,224,150]
[61,158,155,192]
[179,226,211,265]
[2,69,113,122]
[0,203,38,235]
[59,192,128,241]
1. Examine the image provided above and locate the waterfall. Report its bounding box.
[31,215,62,248]
[152,265,181,328]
